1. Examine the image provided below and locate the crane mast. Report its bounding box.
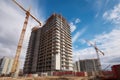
[11,0,41,76]
[94,44,102,70]
[11,10,30,74]
[85,40,104,77]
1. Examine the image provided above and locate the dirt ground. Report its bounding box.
[0,76,91,80]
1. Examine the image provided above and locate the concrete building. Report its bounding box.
[74,59,100,72]
[0,57,20,76]
[24,14,73,74]
[0,57,19,75]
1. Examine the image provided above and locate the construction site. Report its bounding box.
[0,0,120,80]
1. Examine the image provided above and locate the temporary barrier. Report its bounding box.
[53,71,85,77]
[102,71,114,77]
[75,72,85,76]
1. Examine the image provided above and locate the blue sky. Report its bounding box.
[0,0,120,69]
[33,0,120,49]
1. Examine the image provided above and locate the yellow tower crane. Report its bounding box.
[11,0,41,76]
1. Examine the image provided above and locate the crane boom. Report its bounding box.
[85,39,104,55]
[12,0,26,12]
[30,14,41,25]
[12,0,41,26]
[11,0,41,76]
[104,65,110,70]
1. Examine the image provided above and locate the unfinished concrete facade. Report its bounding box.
[74,59,100,72]
[24,14,73,74]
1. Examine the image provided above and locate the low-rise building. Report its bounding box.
[0,57,19,76]
[74,59,100,72]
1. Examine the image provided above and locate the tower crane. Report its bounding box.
[85,40,104,76]
[11,0,41,76]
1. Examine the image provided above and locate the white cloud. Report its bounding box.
[0,0,44,69]
[72,28,86,43]
[103,4,120,24]
[73,47,96,61]
[70,22,76,32]
[73,27,120,69]
[70,18,81,32]
[93,27,120,57]
[79,39,86,44]
[75,18,81,24]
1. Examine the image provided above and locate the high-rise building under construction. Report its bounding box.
[23,14,73,74]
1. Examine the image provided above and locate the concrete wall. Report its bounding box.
[55,53,60,70]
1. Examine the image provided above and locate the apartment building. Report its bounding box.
[74,59,100,72]
[0,57,19,75]
[24,14,73,74]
